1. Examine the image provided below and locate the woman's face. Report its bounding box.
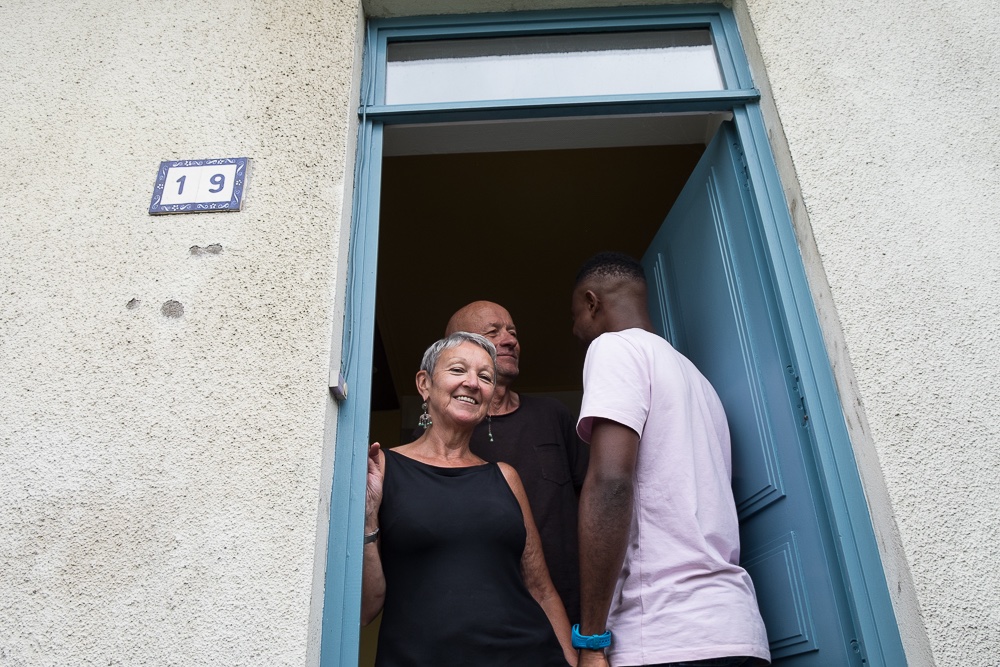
[418,342,496,429]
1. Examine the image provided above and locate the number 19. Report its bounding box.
[174,172,226,195]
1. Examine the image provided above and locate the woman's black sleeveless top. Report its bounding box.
[375,449,568,666]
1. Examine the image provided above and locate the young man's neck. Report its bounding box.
[606,308,655,335]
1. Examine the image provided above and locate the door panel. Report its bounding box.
[642,122,859,665]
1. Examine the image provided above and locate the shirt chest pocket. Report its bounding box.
[535,442,570,486]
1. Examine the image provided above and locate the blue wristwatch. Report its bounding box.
[571,624,612,650]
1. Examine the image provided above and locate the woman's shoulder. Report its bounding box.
[383,444,425,467]
[388,443,413,458]
[495,460,516,476]
[496,461,525,491]
[389,443,491,470]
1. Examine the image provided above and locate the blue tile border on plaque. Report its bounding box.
[149,157,250,215]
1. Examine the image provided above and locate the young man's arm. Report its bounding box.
[577,418,639,667]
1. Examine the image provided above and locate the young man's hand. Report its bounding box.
[577,650,609,667]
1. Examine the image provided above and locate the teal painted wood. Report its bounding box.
[642,121,859,664]
[731,105,907,666]
[366,8,744,108]
[323,5,907,666]
[363,90,761,124]
[717,9,755,89]
[319,120,384,667]
[368,6,733,45]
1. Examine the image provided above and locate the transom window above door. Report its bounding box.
[385,30,724,105]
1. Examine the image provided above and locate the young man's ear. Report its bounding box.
[584,289,600,315]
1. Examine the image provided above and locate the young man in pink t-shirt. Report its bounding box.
[570,252,770,667]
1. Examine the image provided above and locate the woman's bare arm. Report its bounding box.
[500,463,577,666]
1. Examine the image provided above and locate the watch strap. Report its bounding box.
[571,624,612,650]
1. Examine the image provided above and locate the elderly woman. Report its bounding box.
[362,331,576,666]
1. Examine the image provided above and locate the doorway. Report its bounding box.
[369,116,721,447]
[322,8,905,666]
[361,117,711,666]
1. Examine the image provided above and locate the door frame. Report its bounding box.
[319,6,905,666]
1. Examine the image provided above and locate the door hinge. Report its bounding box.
[849,637,868,665]
[786,365,809,426]
[735,141,751,190]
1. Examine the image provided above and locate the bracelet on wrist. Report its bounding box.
[363,527,380,544]
[571,624,611,650]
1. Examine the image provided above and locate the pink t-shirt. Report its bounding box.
[578,328,770,666]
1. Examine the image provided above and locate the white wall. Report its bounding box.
[0,1,360,664]
[4,0,999,665]
[739,0,1000,665]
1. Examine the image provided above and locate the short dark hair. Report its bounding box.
[575,251,646,287]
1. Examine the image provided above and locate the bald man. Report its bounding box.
[570,253,769,667]
[445,300,589,624]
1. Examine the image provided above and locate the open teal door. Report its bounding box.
[642,121,863,666]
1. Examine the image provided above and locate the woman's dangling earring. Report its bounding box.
[418,401,433,429]
[487,414,494,442]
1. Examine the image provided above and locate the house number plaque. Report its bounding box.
[149,157,250,215]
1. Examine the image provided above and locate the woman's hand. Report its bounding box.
[365,442,384,527]
[361,442,387,625]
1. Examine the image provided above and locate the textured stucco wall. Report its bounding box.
[739,1,1000,665]
[0,1,361,665]
[4,0,999,665]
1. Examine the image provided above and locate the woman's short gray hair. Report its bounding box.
[420,331,497,375]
